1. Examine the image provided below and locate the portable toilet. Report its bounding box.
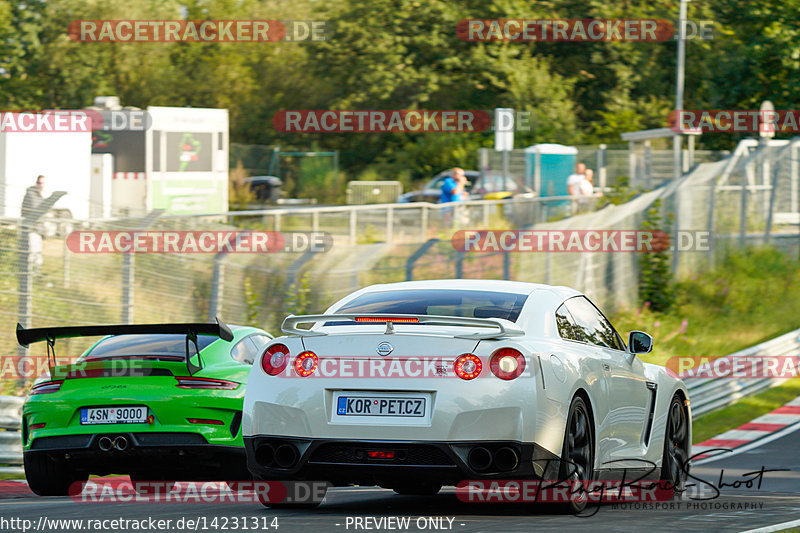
[524,144,578,197]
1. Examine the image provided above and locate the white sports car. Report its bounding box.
[243,280,691,508]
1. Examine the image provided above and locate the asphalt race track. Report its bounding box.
[3,425,800,533]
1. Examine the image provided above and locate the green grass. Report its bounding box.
[612,247,800,443]
[691,379,800,444]
[617,248,800,369]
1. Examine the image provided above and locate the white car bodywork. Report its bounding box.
[243,279,690,486]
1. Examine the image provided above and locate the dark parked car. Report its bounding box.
[397,170,532,203]
[244,176,282,203]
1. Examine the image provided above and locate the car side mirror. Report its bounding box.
[628,331,653,355]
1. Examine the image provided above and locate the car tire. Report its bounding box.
[24,454,86,496]
[392,483,442,496]
[555,395,595,514]
[661,394,690,494]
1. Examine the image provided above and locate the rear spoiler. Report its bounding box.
[16,318,234,376]
[16,318,234,347]
[281,313,524,340]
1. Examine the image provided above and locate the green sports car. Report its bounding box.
[16,319,271,496]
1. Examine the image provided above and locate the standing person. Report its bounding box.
[440,168,469,227]
[566,163,586,197]
[579,168,595,197]
[440,167,468,203]
[21,175,46,273]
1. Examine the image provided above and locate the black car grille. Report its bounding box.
[309,443,455,466]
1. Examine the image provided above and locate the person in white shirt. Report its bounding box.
[579,168,595,196]
[566,163,586,196]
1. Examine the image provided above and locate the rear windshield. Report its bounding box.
[82,334,219,360]
[331,289,528,322]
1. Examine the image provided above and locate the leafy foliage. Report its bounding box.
[638,199,674,312]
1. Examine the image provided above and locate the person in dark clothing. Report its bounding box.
[20,175,46,271]
[21,175,45,225]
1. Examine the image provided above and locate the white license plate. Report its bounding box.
[336,396,425,417]
[80,406,148,425]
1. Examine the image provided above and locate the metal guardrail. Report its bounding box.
[683,328,800,417]
[0,396,23,472]
[0,329,797,472]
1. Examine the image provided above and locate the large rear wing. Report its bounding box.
[281,313,524,340]
[16,317,234,376]
[16,318,234,347]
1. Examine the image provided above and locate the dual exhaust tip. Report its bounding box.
[98,435,129,452]
[467,446,519,472]
[255,443,299,469]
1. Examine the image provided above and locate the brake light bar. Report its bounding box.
[174,377,239,390]
[354,317,419,323]
[367,450,395,459]
[30,380,63,395]
[187,418,225,425]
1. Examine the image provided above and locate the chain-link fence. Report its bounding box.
[2,138,799,395]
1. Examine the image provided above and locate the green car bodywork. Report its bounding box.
[18,322,271,495]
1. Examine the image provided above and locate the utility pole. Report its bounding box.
[672,0,689,273]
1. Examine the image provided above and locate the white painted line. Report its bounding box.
[786,396,800,406]
[694,419,800,465]
[738,517,800,533]
[750,413,800,425]
[712,429,772,441]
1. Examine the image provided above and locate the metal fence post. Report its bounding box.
[208,253,226,321]
[121,254,134,324]
[121,210,164,324]
[503,251,510,280]
[16,191,67,388]
[386,207,394,243]
[349,210,357,245]
[62,237,70,288]
[421,206,428,241]
[597,144,607,191]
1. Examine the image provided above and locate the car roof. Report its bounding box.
[351,279,583,300]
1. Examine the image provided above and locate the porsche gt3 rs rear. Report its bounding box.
[243,280,691,499]
[18,320,272,495]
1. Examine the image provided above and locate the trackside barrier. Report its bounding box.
[682,328,800,417]
[0,330,797,470]
[0,396,23,473]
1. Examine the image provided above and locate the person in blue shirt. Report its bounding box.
[440,167,468,203]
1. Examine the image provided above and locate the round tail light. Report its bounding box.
[454,354,482,380]
[294,351,319,377]
[490,348,526,380]
[261,344,290,376]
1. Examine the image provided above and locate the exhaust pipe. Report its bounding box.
[255,444,275,467]
[467,447,493,472]
[274,444,299,469]
[494,447,519,472]
[113,436,128,451]
[98,436,114,452]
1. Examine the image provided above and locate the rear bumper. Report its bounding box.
[26,432,249,480]
[244,435,560,487]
